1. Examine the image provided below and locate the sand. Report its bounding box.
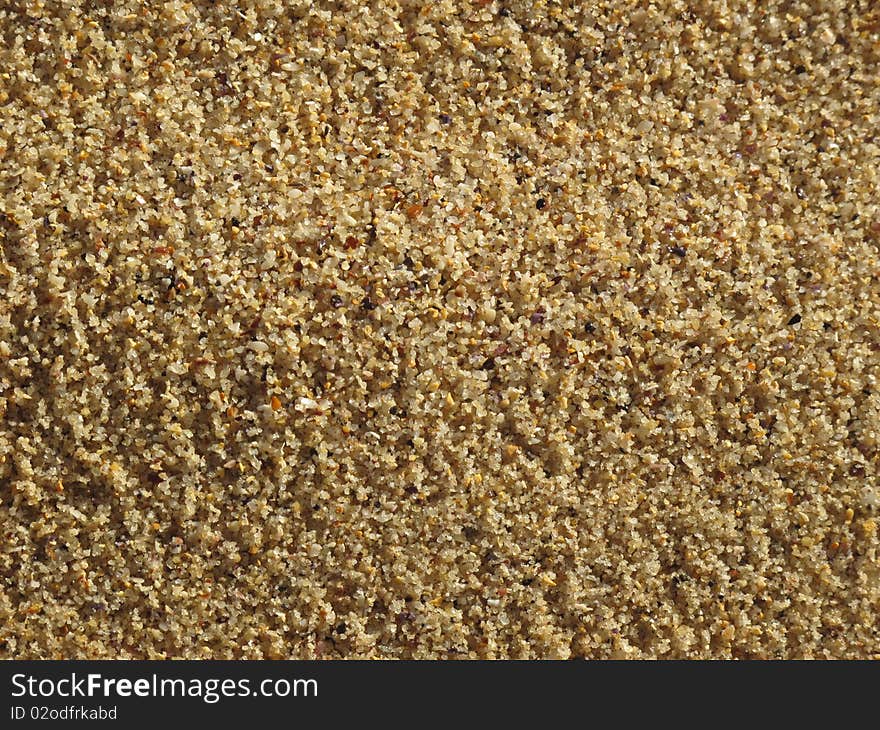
[1,0,878,659]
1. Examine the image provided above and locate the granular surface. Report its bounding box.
[1,0,878,658]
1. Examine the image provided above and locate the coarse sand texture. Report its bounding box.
[1,0,879,659]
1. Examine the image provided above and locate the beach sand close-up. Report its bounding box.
[1,0,878,659]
